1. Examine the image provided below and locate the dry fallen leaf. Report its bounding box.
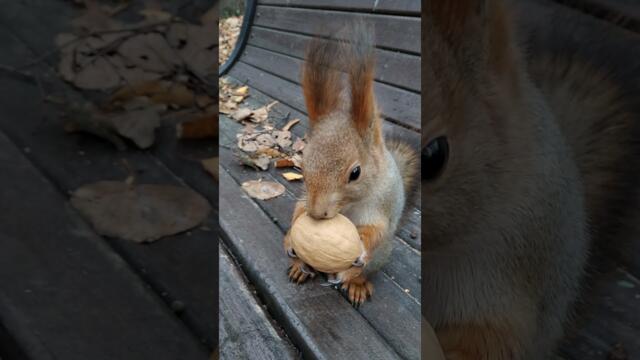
[242,180,285,200]
[273,130,292,148]
[292,138,306,152]
[231,107,253,121]
[176,113,218,139]
[202,157,219,180]
[250,101,278,123]
[71,181,211,243]
[275,158,295,168]
[282,118,300,131]
[65,106,161,149]
[282,172,303,181]
[219,15,242,64]
[233,86,249,96]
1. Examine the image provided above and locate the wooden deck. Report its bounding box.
[219,1,421,359]
[0,1,216,359]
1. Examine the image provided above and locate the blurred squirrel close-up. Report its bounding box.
[424,0,640,359]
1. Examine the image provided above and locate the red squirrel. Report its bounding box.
[283,23,419,306]
[424,1,640,358]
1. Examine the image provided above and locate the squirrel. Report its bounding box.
[424,1,640,359]
[282,22,419,306]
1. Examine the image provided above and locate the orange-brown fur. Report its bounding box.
[284,22,418,306]
[424,0,640,359]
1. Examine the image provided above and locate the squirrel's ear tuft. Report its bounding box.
[344,21,376,137]
[302,37,342,126]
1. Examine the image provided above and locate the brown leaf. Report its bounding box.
[177,113,218,139]
[118,33,179,74]
[282,172,303,181]
[250,101,278,122]
[232,86,249,96]
[110,81,195,108]
[72,57,122,90]
[273,130,292,148]
[71,181,211,243]
[274,158,295,168]
[292,138,306,152]
[242,180,285,200]
[231,107,253,121]
[109,108,161,148]
[71,0,123,32]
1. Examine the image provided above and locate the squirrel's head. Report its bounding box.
[423,0,529,249]
[300,23,384,220]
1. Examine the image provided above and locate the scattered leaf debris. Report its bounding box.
[282,172,303,181]
[71,181,211,243]
[241,180,285,200]
[220,15,242,65]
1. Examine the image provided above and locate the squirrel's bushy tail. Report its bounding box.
[386,138,419,209]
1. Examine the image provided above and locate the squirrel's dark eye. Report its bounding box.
[349,165,361,182]
[422,137,449,181]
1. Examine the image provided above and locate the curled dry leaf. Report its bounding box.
[282,172,303,181]
[236,152,269,171]
[292,138,306,152]
[233,86,249,96]
[282,118,300,131]
[176,113,218,139]
[273,130,292,148]
[242,180,285,200]
[110,80,196,108]
[231,107,253,121]
[71,181,211,243]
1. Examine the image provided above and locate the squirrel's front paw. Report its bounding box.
[288,258,316,284]
[339,274,373,307]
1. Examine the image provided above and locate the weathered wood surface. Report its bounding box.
[253,5,420,54]
[0,0,218,353]
[247,28,421,91]
[0,131,208,359]
[219,243,299,359]
[258,0,420,14]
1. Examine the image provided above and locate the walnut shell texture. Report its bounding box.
[290,213,362,273]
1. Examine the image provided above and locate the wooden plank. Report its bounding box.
[253,5,420,54]
[0,131,208,360]
[258,0,420,15]
[219,170,404,360]
[229,60,420,130]
[247,27,421,91]
[0,48,217,351]
[219,243,298,359]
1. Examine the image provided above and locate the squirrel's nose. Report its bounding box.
[308,208,332,220]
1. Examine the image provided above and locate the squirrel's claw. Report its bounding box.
[352,256,365,267]
[286,248,297,258]
[287,259,315,284]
